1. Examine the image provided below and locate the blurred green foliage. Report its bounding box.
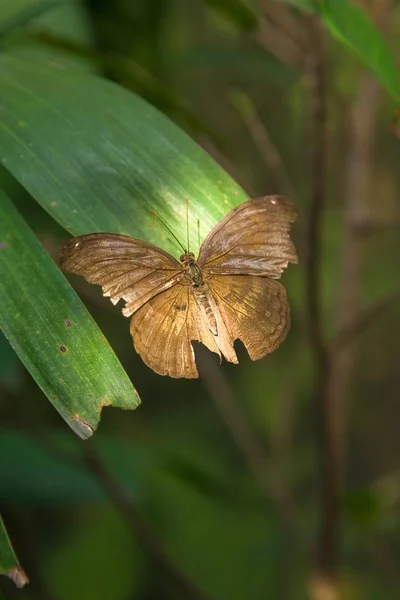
[1,0,400,599]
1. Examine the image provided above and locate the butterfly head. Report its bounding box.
[179,251,196,266]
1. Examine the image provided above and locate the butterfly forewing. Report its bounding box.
[198,195,297,278]
[60,233,183,317]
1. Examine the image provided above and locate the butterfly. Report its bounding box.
[60,196,298,378]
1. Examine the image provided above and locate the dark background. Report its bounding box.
[1,1,400,599]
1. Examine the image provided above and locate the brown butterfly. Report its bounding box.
[60,196,298,378]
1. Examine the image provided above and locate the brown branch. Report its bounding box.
[255,16,303,69]
[82,445,213,600]
[328,81,382,484]
[195,346,299,542]
[262,0,307,49]
[323,0,392,556]
[306,18,328,369]
[230,90,296,198]
[306,2,394,595]
[332,289,400,352]
[346,214,400,233]
[305,15,338,590]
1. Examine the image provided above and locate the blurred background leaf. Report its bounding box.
[204,0,258,31]
[283,0,316,12]
[321,0,400,102]
[0,514,28,588]
[0,0,61,34]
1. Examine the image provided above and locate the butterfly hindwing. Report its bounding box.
[129,283,226,378]
[208,274,290,360]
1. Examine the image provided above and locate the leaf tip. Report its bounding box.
[2,567,29,588]
[69,415,95,439]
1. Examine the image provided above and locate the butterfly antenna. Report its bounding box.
[149,209,186,253]
[186,199,190,253]
[197,218,201,250]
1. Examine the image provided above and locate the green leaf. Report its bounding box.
[281,0,315,12]
[48,506,146,600]
[204,0,258,31]
[176,46,298,85]
[0,0,62,38]
[0,54,247,258]
[1,0,97,73]
[0,514,28,588]
[0,189,140,438]
[0,54,247,432]
[321,0,400,103]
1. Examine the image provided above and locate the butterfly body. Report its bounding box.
[179,251,218,335]
[60,196,298,378]
[180,251,203,286]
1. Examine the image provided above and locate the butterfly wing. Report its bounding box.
[129,283,227,378]
[60,233,183,317]
[197,196,297,363]
[60,196,298,377]
[61,233,228,378]
[129,272,290,378]
[207,275,290,362]
[198,196,298,278]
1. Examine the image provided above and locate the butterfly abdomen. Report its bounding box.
[181,254,218,335]
[194,286,218,336]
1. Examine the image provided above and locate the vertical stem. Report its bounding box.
[306,4,393,594]
[328,0,391,488]
[83,446,213,600]
[306,16,338,583]
[196,347,298,540]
